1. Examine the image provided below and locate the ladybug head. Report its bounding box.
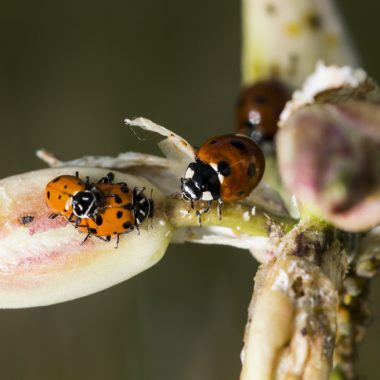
[72,188,104,219]
[181,162,221,202]
[133,188,153,225]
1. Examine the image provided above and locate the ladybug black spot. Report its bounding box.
[230,140,246,150]
[247,163,256,177]
[238,190,245,196]
[113,231,117,235]
[208,140,217,145]
[115,196,122,204]
[124,203,134,210]
[47,191,50,199]
[217,161,231,177]
[52,177,61,183]
[116,211,123,219]
[123,221,132,229]
[254,95,268,104]
[64,185,68,189]
[95,215,103,226]
[58,195,62,200]
[77,182,82,186]
[90,228,97,234]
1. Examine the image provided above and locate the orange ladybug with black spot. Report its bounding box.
[45,173,90,220]
[181,134,265,218]
[236,80,291,144]
[76,181,153,245]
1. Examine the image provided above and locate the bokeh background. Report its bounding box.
[1,1,380,379]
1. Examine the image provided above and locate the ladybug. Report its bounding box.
[181,134,265,221]
[236,80,291,144]
[45,172,95,221]
[75,182,153,246]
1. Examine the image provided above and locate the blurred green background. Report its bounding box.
[1,1,380,379]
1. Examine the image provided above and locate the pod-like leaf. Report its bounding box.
[0,168,171,308]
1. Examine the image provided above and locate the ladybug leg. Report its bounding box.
[95,235,111,242]
[98,172,114,184]
[186,199,194,214]
[203,201,212,214]
[49,213,58,219]
[81,231,92,245]
[195,210,202,227]
[85,176,91,188]
[217,199,223,220]
[195,201,213,227]
[115,234,119,249]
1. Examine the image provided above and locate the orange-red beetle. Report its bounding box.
[236,80,291,144]
[181,134,265,219]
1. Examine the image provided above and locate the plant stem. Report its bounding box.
[240,221,348,380]
[166,197,297,238]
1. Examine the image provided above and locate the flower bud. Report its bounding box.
[277,101,380,231]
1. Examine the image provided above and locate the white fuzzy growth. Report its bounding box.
[243,211,251,221]
[280,62,375,125]
[272,268,290,291]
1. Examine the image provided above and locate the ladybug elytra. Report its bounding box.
[236,80,291,144]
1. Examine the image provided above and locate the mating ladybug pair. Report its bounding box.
[46,172,153,246]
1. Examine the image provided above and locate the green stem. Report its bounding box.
[165,198,297,237]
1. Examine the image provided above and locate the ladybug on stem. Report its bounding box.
[236,80,291,144]
[181,134,265,223]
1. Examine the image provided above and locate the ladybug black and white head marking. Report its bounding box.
[181,161,221,202]
[72,188,104,219]
[132,188,153,225]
